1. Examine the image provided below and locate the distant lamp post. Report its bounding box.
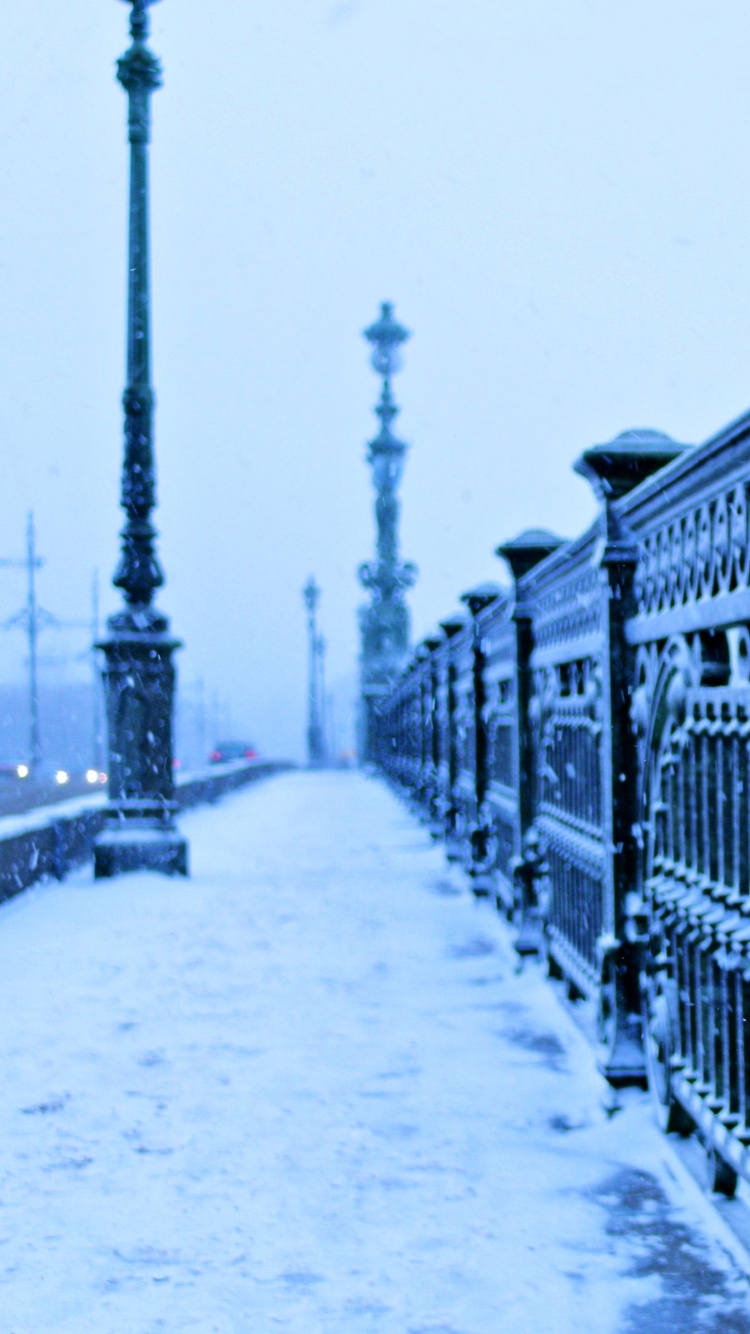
[94,0,187,877]
[316,630,327,759]
[358,302,417,762]
[303,577,326,767]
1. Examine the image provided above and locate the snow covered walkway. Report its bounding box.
[0,770,749,1333]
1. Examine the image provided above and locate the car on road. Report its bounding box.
[209,741,257,764]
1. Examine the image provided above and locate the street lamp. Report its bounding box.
[94,0,187,877]
[358,302,417,762]
[316,630,327,759]
[302,576,326,768]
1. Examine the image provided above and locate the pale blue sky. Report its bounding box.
[0,0,748,757]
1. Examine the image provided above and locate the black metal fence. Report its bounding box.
[372,416,750,1197]
[0,759,293,905]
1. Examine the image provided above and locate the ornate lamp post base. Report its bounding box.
[93,612,188,879]
[94,826,188,878]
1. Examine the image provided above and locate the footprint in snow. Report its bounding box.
[137,1050,167,1067]
[21,1096,68,1115]
[448,936,496,960]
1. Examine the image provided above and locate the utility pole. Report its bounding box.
[40,567,107,776]
[211,689,221,749]
[90,570,104,772]
[326,687,336,767]
[26,513,40,770]
[2,513,51,771]
[3,524,107,775]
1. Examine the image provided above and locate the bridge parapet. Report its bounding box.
[371,412,750,1195]
[0,760,293,907]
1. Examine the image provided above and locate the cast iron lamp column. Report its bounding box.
[302,576,326,767]
[94,0,187,877]
[358,303,417,763]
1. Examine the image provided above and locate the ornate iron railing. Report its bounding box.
[480,597,517,908]
[372,416,750,1194]
[618,411,750,1192]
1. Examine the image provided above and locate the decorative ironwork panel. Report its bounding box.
[622,415,750,1186]
[488,696,515,789]
[454,667,476,780]
[639,657,750,1174]
[546,848,603,979]
[634,485,749,620]
[536,659,603,836]
[523,542,608,992]
[531,565,603,660]
[472,597,519,901]
[433,638,459,836]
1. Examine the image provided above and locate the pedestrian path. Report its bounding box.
[0,771,748,1333]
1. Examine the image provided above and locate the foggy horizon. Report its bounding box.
[0,1,749,759]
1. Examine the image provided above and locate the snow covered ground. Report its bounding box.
[0,770,748,1333]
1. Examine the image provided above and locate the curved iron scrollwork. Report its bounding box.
[634,483,750,617]
[512,824,550,958]
[635,630,750,1193]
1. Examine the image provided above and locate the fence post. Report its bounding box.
[436,615,466,843]
[422,635,443,829]
[497,532,564,952]
[460,585,502,893]
[574,430,687,1083]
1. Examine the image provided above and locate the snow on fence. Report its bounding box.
[0,759,293,903]
[372,410,750,1200]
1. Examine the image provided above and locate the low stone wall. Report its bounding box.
[0,759,294,903]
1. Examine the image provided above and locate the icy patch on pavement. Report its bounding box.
[587,1167,750,1332]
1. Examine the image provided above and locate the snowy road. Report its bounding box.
[0,771,748,1333]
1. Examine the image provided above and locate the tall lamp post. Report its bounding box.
[316,630,327,759]
[94,0,187,877]
[358,302,417,763]
[302,576,326,767]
